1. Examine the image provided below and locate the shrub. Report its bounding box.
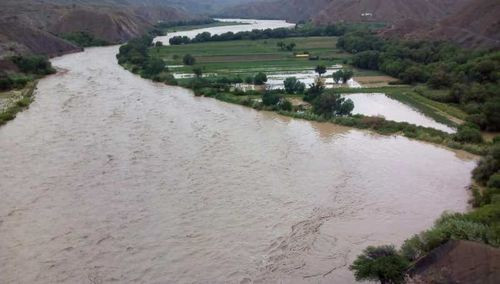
[61,31,109,47]
[262,92,280,106]
[487,173,500,188]
[279,99,293,111]
[183,54,196,65]
[453,126,483,143]
[283,77,305,94]
[303,78,325,102]
[12,55,55,75]
[473,144,500,184]
[350,245,408,284]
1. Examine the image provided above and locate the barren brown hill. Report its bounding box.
[0,0,193,58]
[312,0,468,25]
[408,0,500,49]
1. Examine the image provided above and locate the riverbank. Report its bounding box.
[0,81,37,126]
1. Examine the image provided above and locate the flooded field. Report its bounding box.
[344,93,456,133]
[0,20,475,283]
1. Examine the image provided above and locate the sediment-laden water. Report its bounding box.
[0,20,475,283]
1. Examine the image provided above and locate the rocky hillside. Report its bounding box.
[0,0,194,58]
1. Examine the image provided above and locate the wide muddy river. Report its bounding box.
[0,20,476,283]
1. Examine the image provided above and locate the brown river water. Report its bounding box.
[0,20,476,283]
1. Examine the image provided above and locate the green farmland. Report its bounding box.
[151,37,363,77]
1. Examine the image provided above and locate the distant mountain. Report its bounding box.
[218,0,329,21]
[220,0,500,48]
[312,0,469,25]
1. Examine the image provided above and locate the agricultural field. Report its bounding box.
[151,37,368,77]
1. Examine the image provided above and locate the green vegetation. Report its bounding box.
[0,82,36,126]
[253,72,267,85]
[1,55,54,92]
[183,54,196,65]
[313,91,354,118]
[61,32,109,48]
[283,77,305,94]
[350,245,409,284]
[338,31,500,131]
[152,36,349,77]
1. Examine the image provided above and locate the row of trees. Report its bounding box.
[338,31,500,130]
[169,23,349,45]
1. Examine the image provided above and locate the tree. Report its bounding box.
[484,98,500,131]
[315,65,327,77]
[254,72,268,85]
[284,77,305,94]
[303,77,325,102]
[286,42,296,51]
[349,245,409,284]
[277,41,286,50]
[143,58,165,76]
[313,92,354,118]
[183,54,196,65]
[193,67,203,78]
[340,69,354,83]
[332,71,342,84]
[155,41,163,47]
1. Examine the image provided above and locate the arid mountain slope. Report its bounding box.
[221,0,499,48]
[409,0,500,49]
[313,0,468,24]
[0,0,193,58]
